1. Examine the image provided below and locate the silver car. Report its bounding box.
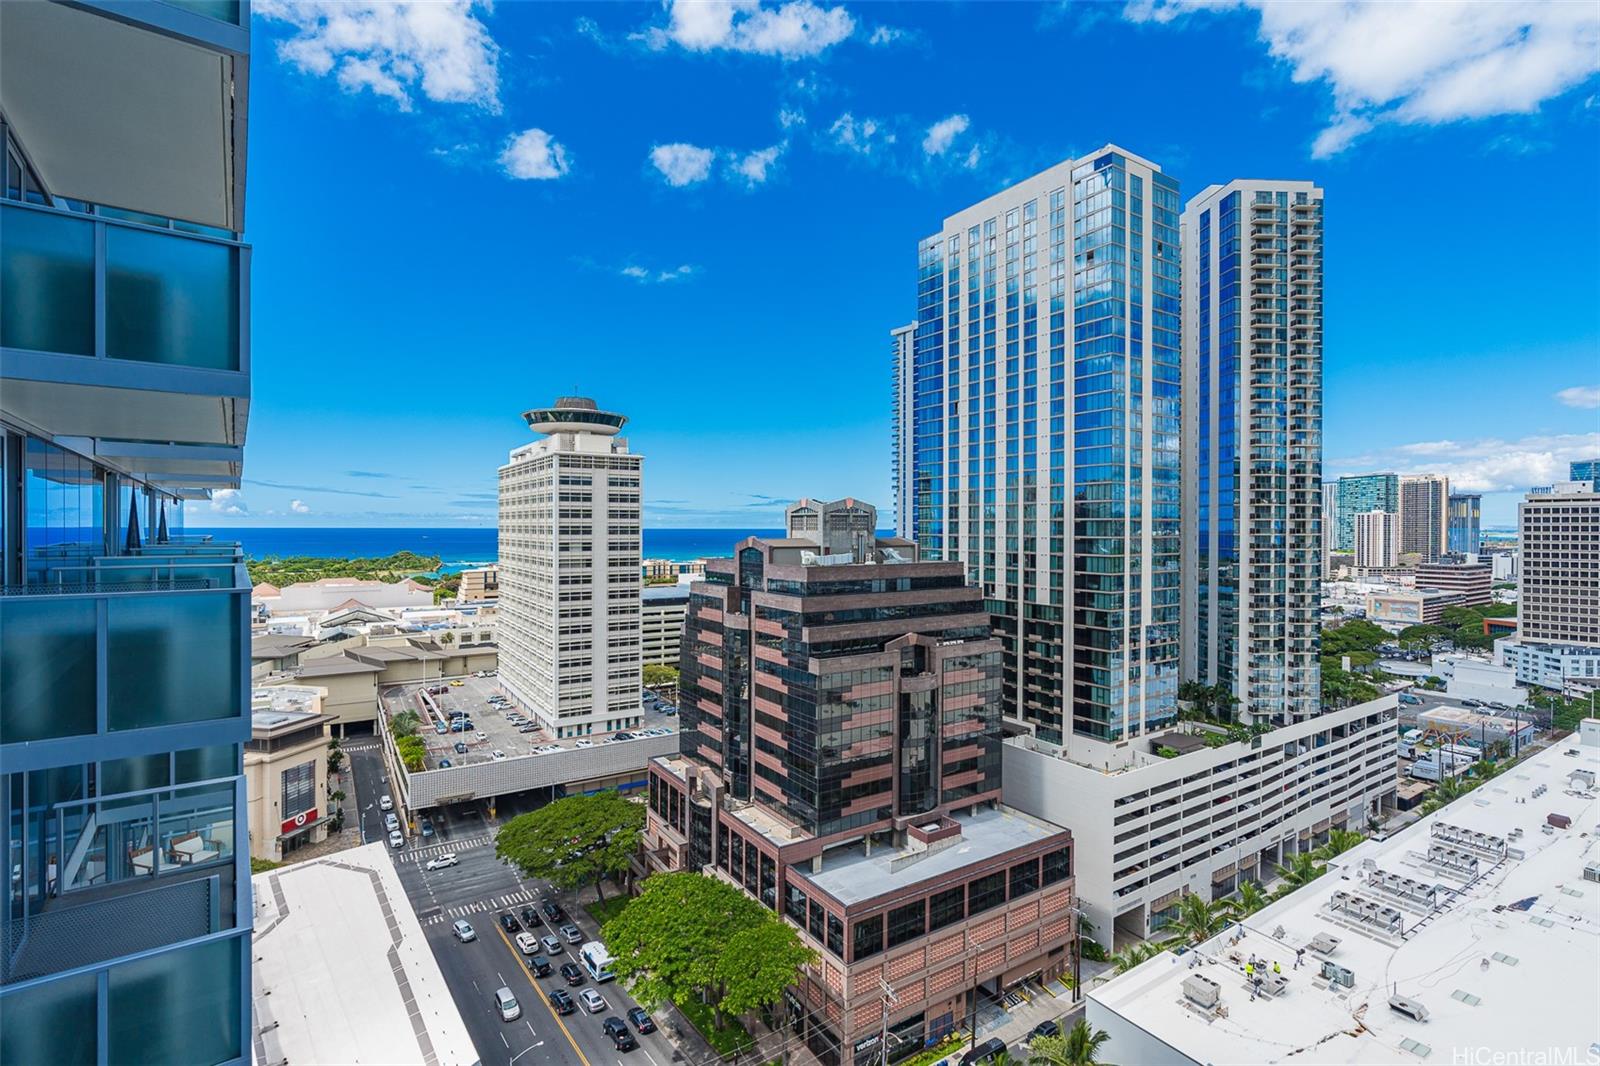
[452,920,476,943]
[495,986,522,1022]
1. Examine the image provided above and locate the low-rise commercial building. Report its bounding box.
[246,686,333,862]
[643,558,705,581]
[1365,588,1461,627]
[255,576,436,614]
[1412,559,1491,607]
[642,500,1075,1066]
[456,565,498,602]
[641,584,688,667]
[1085,723,1600,1066]
[1430,654,1527,706]
[1497,639,1600,691]
[1001,695,1397,950]
[1415,705,1535,750]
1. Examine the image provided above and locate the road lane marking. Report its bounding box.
[495,923,590,1066]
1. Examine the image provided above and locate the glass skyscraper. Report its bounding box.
[1181,181,1324,724]
[0,2,254,1062]
[899,145,1180,746]
[1571,458,1599,482]
[1335,473,1398,552]
[1447,493,1482,555]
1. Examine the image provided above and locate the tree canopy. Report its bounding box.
[601,871,815,1027]
[1029,1021,1112,1066]
[248,550,442,587]
[642,664,679,689]
[495,790,644,900]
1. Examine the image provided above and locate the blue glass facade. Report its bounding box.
[1336,474,1398,551]
[1447,493,1481,554]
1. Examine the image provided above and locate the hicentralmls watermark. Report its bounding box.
[1451,1047,1600,1066]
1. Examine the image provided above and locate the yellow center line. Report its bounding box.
[494,924,591,1066]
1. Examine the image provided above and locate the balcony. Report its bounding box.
[0,546,247,760]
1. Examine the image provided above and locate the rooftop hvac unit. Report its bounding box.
[1320,961,1355,988]
[1309,933,1342,955]
[1583,861,1600,884]
[1257,973,1289,997]
[1182,974,1221,1009]
[1388,995,1430,1022]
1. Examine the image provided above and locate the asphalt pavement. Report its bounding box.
[345,737,392,847]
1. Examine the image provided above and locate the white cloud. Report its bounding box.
[1556,385,1600,409]
[734,144,784,185]
[290,499,312,514]
[1124,0,1600,157]
[922,113,971,156]
[828,112,893,155]
[209,489,248,516]
[255,0,501,112]
[650,143,717,186]
[778,107,807,129]
[1329,432,1600,493]
[499,129,570,180]
[620,264,699,284]
[867,25,906,45]
[964,145,982,170]
[641,0,856,59]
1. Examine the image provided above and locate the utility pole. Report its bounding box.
[877,976,899,1066]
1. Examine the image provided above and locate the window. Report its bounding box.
[826,912,845,958]
[968,871,1006,916]
[809,899,825,942]
[852,914,883,961]
[886,900,926,949]
[786,885,807,925]
[281,761,315,821]
[929,886,965,931]
[1042,845,1072,886]
[1009,859,1039,898]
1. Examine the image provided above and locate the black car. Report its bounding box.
[541,899,566,922]
[602,1017,638,1052]
[559,962,586,986]
[548,989,576,1015]
[528,956,552,978]
[627,1007,656,1034]
[1028,1020,1060,1042]
[520,906,543,929]
[499,912,522,935]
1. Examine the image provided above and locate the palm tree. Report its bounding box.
[1420,773,1473,814]
[1272,852,1327,898]
[1028,1021,1112,1066]
[1223,880,1268,919]
[1160,892,1231,949]
[1110,940,1162,974]
[1314,828,1365,860]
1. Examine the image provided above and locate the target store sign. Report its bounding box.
[281,808,319,835]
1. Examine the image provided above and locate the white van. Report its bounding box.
[495,987,522,1022]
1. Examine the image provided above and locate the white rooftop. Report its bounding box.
[1089,725,1600,1065]
[251,843,476,1066]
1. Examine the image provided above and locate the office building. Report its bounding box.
[1446,492,1481,555]
[1365,588,1462,627]
[1003,695,1397,950]
[1517,481,1600,647]
[640,583,689,667]
[890,322,916,538]
[1321,481,1340,577]
[1353,509,1398,568]
[0,1,254,1057]
[1398,474,1449,561]
[498,397,644,738]
[1498,641,1600,691]
[245,687,333,863]
[1181,180,1324,725]
[894,144,1181,746]
[1085,723,1600,1066]
[1335,473,1397,552]
[455,565,498,602]
[643,499,1076,1066]
[1571,458,1599,482]
[1413,559,1491,607]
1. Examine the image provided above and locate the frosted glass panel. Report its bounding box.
[108,936,242,1066]
[105,227,238,370]
[177,744,238,783]
[0,205,94,355]
[106,594,239,731]
[0,970,96,1066]
[0,598,97,742]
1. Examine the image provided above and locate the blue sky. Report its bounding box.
[212,0,1600,530]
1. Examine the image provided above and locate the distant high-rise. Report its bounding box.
[1571,458,1599,482]
[1518,481,1600,647]
[1181,180,1324,724]
[1399,474,1449,561]
[889,322,916,538]
[1322,481,1341,575]
[1447,492,1482,555]
[1336,473,1398,551]
[1355,510,1399,568]
[498,397,643,738]
[895,145,1181,747]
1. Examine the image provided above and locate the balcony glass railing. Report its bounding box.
[57,780,236,894]
[1,201,244,371]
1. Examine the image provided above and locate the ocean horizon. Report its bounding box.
[193,526,827,569]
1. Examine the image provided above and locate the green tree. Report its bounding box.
[1314,828,1365,860]
[389,710,421,738]
[1223,881,1269,919]
[1160,893,1231,949]
[1273,852,1327,898]
[326,739,344,774]
[1029,1021,1112,1066]
[395,735,426,772]
[642,664,679,689]
[715,920,817,1020]
[1420,774,1473,814]
[495,791,644,902]
[1110,940,1162,974]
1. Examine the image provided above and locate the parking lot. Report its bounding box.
[388,673,682,771]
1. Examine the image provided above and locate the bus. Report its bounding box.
[579,941,616,983]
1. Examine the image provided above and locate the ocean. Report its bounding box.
[193,526,794,570]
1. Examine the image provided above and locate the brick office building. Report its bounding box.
[642,500,1075,1066]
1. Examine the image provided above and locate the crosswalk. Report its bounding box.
[397,834,493,864]
[420,887,544,926]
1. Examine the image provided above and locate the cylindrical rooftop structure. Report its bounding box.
[522,396,627,436]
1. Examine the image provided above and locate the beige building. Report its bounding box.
[247,686,334,862]
[1366,588,1463,627]
[642,558,704,581]
[1414,559,1492,607]
[1519,481,1600,647]
[1354,509,1399,569]
[641,584,688,667]
[456,565,499,602]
